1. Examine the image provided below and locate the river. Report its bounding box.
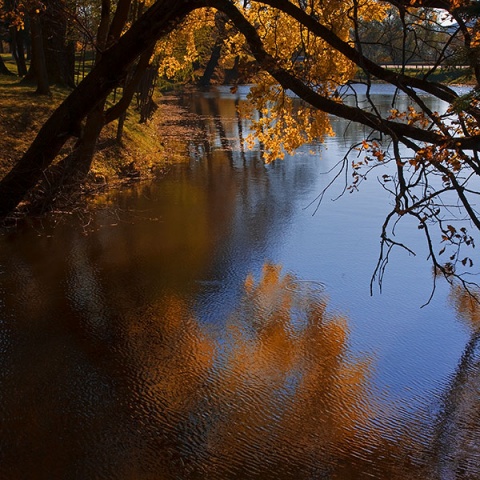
[0,85,479,479]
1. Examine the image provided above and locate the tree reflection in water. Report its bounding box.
[203,263,372,478]
[432,287,480,480]
[122,263,436,479]
[2,259,474,479]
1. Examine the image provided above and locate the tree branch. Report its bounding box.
[255,0,458,103]
[209,0,479,150]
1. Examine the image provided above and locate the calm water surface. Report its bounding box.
[1,85,479,479]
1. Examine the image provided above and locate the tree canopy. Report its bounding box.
[1,0,480,286]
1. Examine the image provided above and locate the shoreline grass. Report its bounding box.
[0,72,168,185]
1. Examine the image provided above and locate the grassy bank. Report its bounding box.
[0,73,169,191]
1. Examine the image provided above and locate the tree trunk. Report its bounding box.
[36,45,156,209]
[0,1,191,218]
[9,27,28,76]
[67,108,106,181]
[199,12,228,86]
[224,55,240,84]
[41,0,75,87]
[27,106,106,213]
[29,14,51,95]
[199,43,223,86]
[116,112,126,143]
[22,0,142,211]
[0,55,14,75]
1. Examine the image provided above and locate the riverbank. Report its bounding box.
[0,73,474,219]
[0,75,184,191]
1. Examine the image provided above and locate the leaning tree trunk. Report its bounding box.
[27,8,158,212]
[7,17,158,215]
[34,45,156,211]
[0,0,202,219]
[199,11,228,86]
[199,42,223,86]
[27,105,107,213]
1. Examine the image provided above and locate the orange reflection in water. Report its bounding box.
[195,264,371,477]
[87,262,432,479]
[0,260,433,479]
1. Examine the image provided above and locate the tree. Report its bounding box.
[3,0,82,88]
[0,52,13,74]
[22,0,162,210]
[196,10,238,86]
[28,7,50,94]
[39,0,75,87]
[356,6,448,66]
[2,0,28,76]
[1,0,479,286]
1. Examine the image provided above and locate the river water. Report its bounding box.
[0,85,479,479]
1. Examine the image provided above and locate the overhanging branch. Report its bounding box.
[208,0,479,151]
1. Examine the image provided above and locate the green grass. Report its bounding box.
[0,53,18,75]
